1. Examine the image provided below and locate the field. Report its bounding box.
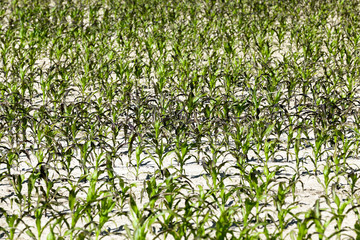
[1,0,360,239]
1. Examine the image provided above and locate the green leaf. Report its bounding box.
[47,229,55,240]
[69,189,76,211]
[26,230,36,239]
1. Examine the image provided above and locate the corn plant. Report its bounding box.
[0,0,360,238]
